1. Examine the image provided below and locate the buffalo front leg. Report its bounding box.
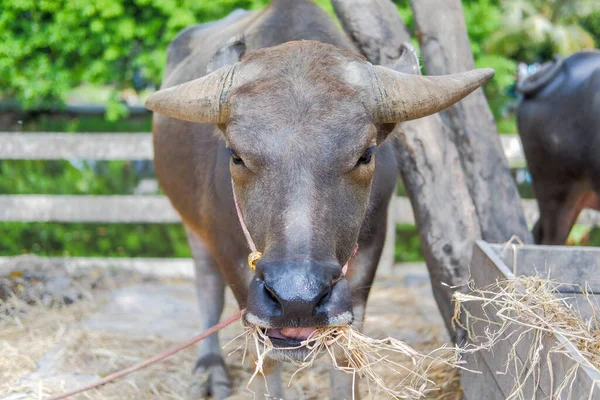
[185,226,231,400]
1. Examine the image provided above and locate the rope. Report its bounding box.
[231,178,358,274]
[46,311,242,400]
[47,179,358,399]
[231,178,258,253]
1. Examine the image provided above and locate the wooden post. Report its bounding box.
[395,116,481,339]
[331,0,411,66]
[332,0,533,340]
[410,0,532,244]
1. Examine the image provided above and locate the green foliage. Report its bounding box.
[0,160,138,195]
[463,0,519,119]
[496,115,518,134]
[394,224,423,263]
[19,115,152,133]
[464,0,504,59]
[475,54,518,119]
[587,227,600,247]
[0,158,189,258]
[0,0,270,112]
[580,9,600,46]
[485,0,596,62]
[0,0,341,114]
[0,222,190,257]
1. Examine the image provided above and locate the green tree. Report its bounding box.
[580,9,600,46]
[0,0,337,118]
[0,0,271,118]
[486,0,597,62]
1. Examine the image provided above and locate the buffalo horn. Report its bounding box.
[369,66,495,123]
[145,65,236,124]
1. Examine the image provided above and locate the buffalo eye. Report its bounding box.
[227,148,245,166]
[356,146,376,166]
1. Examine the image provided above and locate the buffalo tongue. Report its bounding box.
[267,327,318,341]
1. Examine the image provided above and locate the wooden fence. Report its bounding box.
[1,132,599,275]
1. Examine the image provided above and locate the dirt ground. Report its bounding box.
[0,258,459,400]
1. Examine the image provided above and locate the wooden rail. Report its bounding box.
[1,132,598,275]
[0,195,179,223]
[0,132,525,166]
[1,194,597,227]
[0,255,195,278]
[0,133,154,160]
[0,132,597,226]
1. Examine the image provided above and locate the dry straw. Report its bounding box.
[232,322,462,399]
[2,276,463,399]
[453,276,600,400]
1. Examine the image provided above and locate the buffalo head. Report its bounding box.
[147,41,492,360]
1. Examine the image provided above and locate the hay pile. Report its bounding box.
[1,262,460,400]
[453,276,600,399]
[6,255,599,400]
[238,323,460,399]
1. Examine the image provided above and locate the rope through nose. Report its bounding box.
[231,179,358,274]
[232,178,262,270]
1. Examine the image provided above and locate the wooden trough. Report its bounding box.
[461,241,600,400]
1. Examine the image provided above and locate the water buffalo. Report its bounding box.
[147,0,492,398]
[517,50,600,245]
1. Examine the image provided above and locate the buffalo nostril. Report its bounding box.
[264,285,280,306]
[315,288,332,309]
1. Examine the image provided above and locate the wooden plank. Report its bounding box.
[497,199,599,228]
[486,240,600,376]
[520,200,600,228]
[0,256,423,280]
[0,133,153,160]
[1,193,599,227]
[0,132,525,166]
[463,308,538,399]
[461,352,507,400]
[0,195,180,223]
[390,196,599,228]
[465,241,600,400]
[0,194,412,224]
[0,256,194,279]
[495,243,600,291]
[492,242,600,323]
[465,241,543,399]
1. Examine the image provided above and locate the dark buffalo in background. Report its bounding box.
[516,50,600,245]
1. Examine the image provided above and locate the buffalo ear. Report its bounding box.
[391,43,421,76]
[207,35,246,73]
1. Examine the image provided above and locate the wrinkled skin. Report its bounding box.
[517,50,600,245]
[153,2,396,398]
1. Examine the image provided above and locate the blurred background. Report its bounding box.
[1,0,599,261]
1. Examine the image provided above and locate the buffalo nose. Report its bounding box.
[246,259,353,327]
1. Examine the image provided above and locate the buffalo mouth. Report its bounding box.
[263,327,319,348]
[250,326,325,362]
